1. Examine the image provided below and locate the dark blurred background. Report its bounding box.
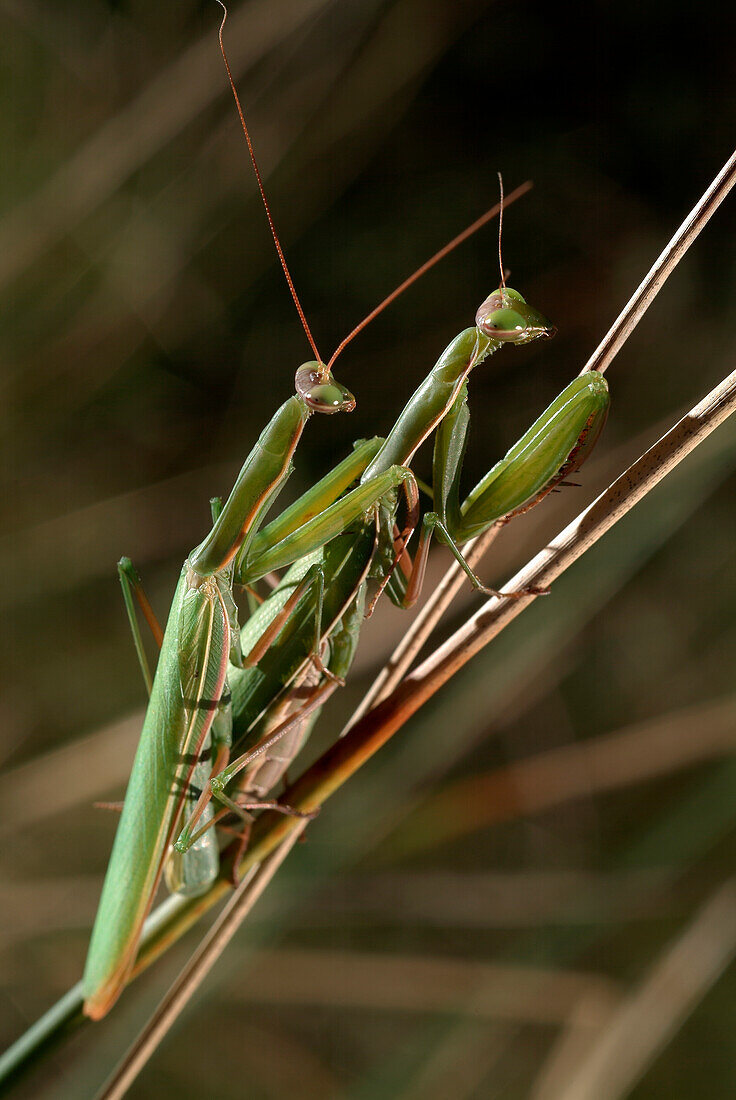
[1,1,735,1097]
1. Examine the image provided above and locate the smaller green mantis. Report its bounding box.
[170,296,608,868]
[83,356,358,1018]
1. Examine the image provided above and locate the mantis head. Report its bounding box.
[295,362,356,414]
[475,287,556,345]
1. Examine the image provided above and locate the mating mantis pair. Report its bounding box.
[81,7,610,1020]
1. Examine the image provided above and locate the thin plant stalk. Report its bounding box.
[345,528,498,726]
[580,147,736,375]
[97,823,308,1100]
[530,880,736,1100]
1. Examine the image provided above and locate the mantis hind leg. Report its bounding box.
[217,799,318,887]
[117,557,164,695]
[97,561,166,816]
[241,561,329,675]
[403,513,548,607]
[365,471,421,616]
[216,658,339,884]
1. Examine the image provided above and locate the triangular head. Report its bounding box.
[475,287,556,344]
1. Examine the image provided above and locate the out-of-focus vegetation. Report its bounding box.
[1,1,734,1097]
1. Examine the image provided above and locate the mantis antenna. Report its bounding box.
[497,171,507,290]
[216,2,323,367]
[326,179,532,371]
[217,3,529,376]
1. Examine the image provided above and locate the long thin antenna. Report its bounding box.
[497,171,506,289]
[326,180,532,370]
[216,2,322,365]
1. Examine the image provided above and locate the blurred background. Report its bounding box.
[1,1,735,1097]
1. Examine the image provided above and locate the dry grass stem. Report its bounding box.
[346,528,499,727]
[395,692,736,851]
[0,0,332,289]
[531,880,736,1100]
[105,939,621,1097]
[581,147,736,375]
[221,948,621,1026]
[0,715,142,836]
[97,822,308,1100]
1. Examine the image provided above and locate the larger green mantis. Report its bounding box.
[81,6,610,1022]
[184,295,609,814]
[82,360,358,1019]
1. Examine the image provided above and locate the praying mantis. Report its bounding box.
[81,4,610,1021]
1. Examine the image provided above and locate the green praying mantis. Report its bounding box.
[81,5,610,1021]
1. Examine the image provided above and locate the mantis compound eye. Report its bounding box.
[296,363,356,414]
[476,287,556,344]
